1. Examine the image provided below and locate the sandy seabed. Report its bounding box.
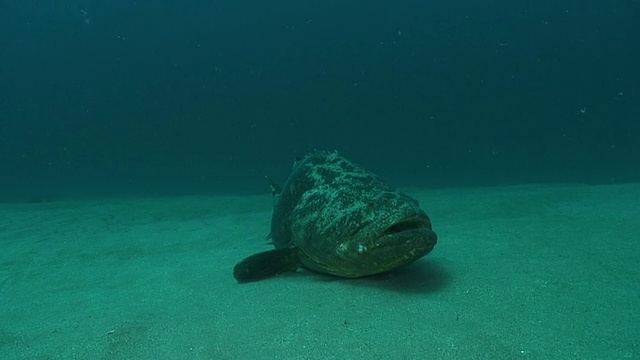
[1,183,638,360]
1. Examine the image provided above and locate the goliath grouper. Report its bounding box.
[233,150,437,283]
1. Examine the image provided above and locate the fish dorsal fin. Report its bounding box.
[265,175,282,198]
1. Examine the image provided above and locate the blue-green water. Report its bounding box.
[1,1,638,200]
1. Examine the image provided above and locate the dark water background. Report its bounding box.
[1,0,639,200]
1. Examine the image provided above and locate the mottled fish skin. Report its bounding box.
[271,150,437,278]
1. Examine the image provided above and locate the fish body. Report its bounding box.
[233,151,437,282]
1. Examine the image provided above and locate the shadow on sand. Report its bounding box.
[291,259,452,294]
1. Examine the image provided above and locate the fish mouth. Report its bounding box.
[368,215,437,263]
[321,215,438,278]
[380,216,432,237]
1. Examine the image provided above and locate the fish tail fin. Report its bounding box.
[233,248,302,283]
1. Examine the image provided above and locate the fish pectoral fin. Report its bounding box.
[233,248,302,283]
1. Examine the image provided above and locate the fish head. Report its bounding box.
[297,191,437,278]
[335,205,437,277]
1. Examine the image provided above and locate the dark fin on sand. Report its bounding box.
[233,248,302,283]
